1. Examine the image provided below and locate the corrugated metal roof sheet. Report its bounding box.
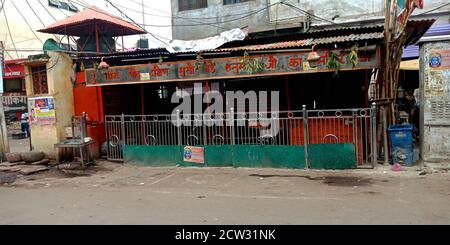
[78,47,169,60]
[207,39,313,52]
[402,22,448,59]
[403,19,435,46]
[78,31,384,61]
[203,32,384,53]
[403,45,420,59]
[221,23,385,49]
[308,24,385,33]
[38,6,146,36]
[423,24,450,37]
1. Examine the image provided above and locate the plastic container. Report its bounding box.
[388,124,414,166]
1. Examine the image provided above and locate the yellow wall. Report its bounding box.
[25,51,74,159]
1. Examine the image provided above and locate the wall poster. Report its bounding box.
[183,146,205,164]
[423,43,450,124]
[28,96,56,125]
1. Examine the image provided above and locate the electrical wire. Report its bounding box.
[26,0,47,27]
[25,0,62,43]
[3,49,14,60]
[105,0,169,46]
[37,0,58,22]
[22,55,61,81]
[128,1,282,27]
[2,0,19,58]
[67,0,171,44]
[413,2,450,16]
[68,0,170,46]
[281,2,339,26]
[0,0,5,14]
[52,0,70,18]
[111,0,256,31]
[75,0,280,28]
[127,0,263,20]
[2,48,111,56]
[107,0,228,31]
[10,0,44,45]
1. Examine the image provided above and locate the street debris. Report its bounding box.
[31,159,50,166]
[60,169,91,178]
[20,151,45,163]
[0,166,22,172]
[0,162,24,167]
[416,167,433,176]
[5,153,23,163]
[419,171,427,176]
[3,152,46,165]
[0,172,18,185]
[19,166,50,176]
[0,158,54,185]
[57,163,80,171]
[392,163,402,172]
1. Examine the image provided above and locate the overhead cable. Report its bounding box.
[2,0,19,58]
[68,0,170,46]
[10,0,44,45]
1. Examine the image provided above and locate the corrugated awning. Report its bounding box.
[402,23,450,59]
[79,31,384,61]
[210,32,384,53]
[78,22,387,61]
[403,19,436,46]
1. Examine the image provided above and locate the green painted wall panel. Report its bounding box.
[123,145,182,167]
[204,146,234,167]
[232,145,263,168]
[232,145,305,169]
[309,144,357,169]
[263,146,306,169]
[124,144,355,169]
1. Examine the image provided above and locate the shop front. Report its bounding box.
[2,59,27,136]
[78,41,381,169]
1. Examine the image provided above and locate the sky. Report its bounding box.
[1,0,449,60]
[0,0,173,60]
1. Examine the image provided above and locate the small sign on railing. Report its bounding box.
[183,146,205,164]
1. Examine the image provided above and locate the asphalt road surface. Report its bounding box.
[1,162,449,225]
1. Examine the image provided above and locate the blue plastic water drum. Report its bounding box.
[388,124,414,166]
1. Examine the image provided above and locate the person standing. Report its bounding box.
[21,112,30,138]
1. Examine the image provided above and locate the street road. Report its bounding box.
[1,162,449,224]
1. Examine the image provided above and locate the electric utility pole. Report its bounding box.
[0,41,10,160]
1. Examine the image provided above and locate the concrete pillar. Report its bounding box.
[420,41,450,169]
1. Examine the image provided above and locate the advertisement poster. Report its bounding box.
[425,71,446,98]
[28,97,56,125]
[429,50,450,70]
[140,72,150,81]
[184,146,205,164]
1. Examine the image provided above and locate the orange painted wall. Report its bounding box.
[290,118,368,165]
[73,71,106,157]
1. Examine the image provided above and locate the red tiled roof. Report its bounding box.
[38,6,146,36]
